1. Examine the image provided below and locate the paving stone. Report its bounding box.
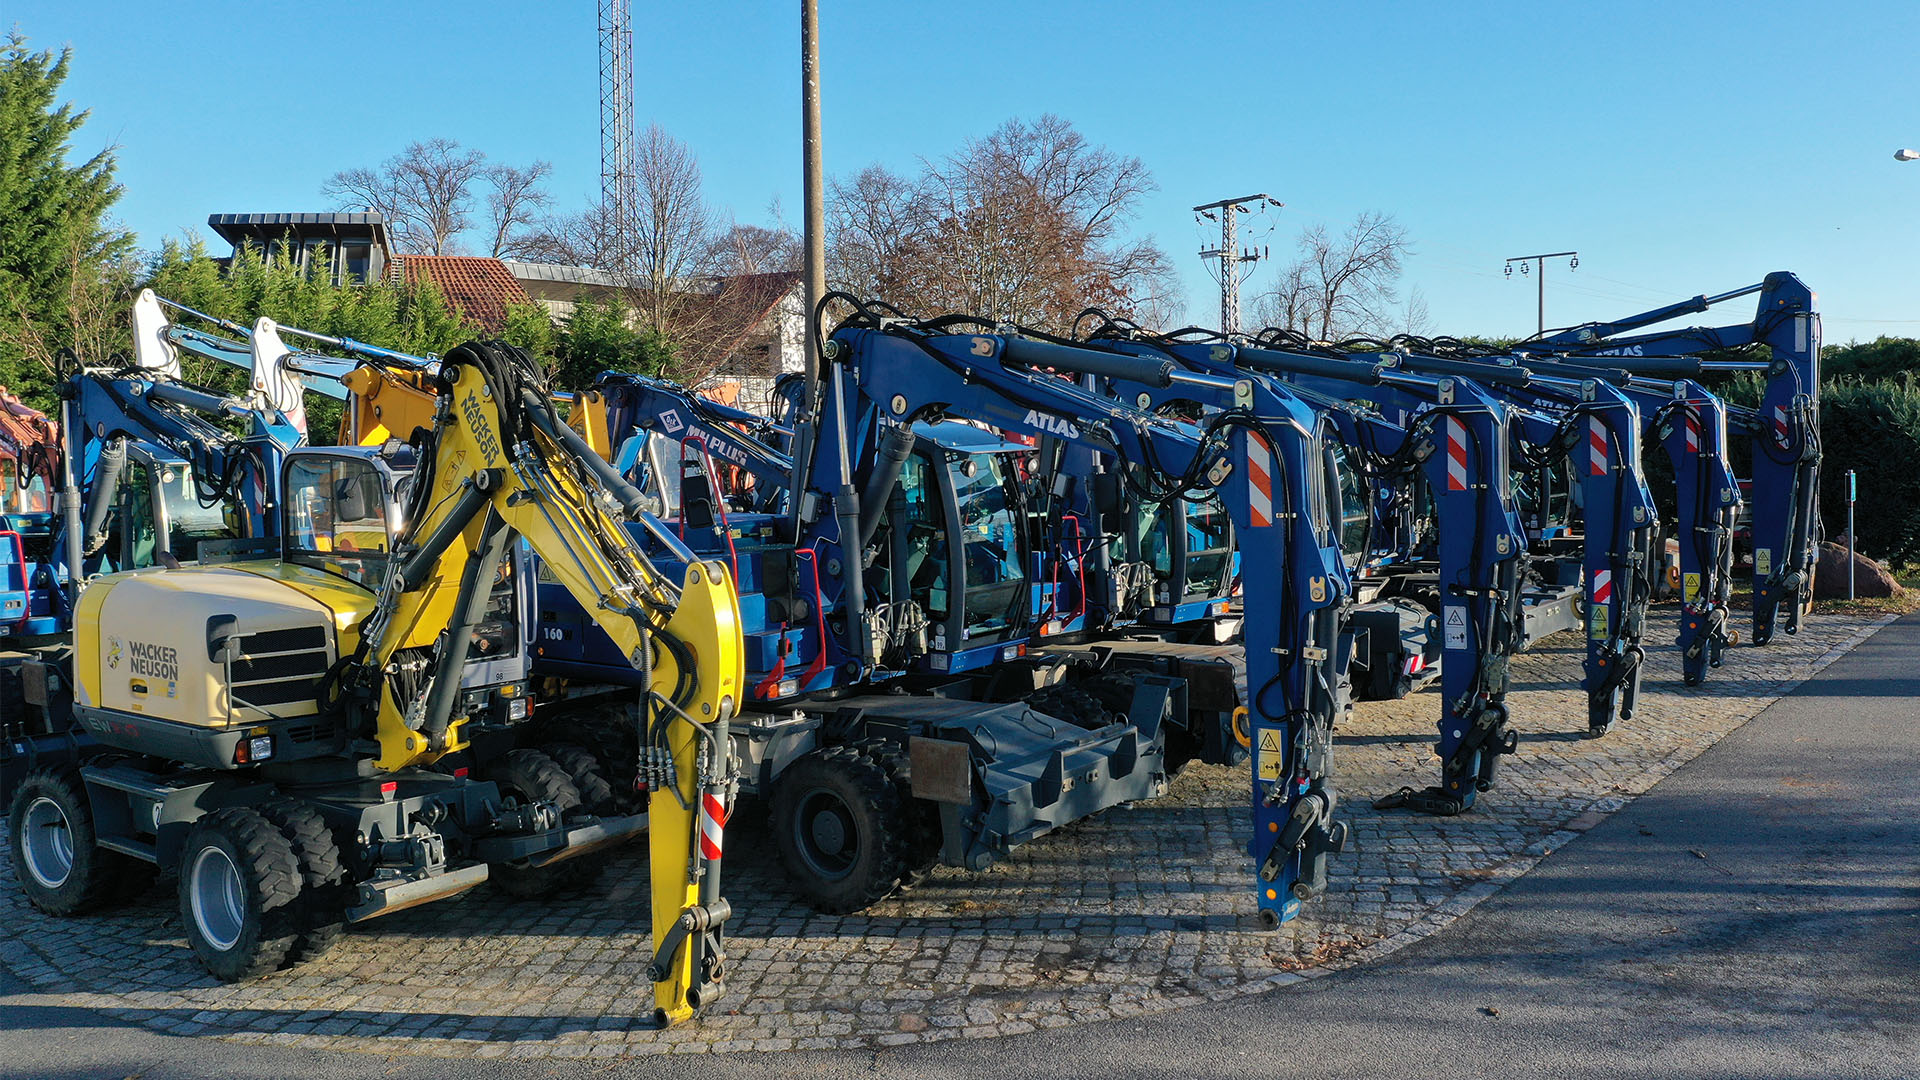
[0,613,1886,1059]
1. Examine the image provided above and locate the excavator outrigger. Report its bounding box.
[3,340,741,1025]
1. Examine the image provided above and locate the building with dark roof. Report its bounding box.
[206,212,393,285]
[501,261,804,407]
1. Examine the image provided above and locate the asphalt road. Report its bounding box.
[4,613,1915,1080]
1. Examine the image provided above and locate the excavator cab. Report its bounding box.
[282,449,401,588]
[87,443,252,574]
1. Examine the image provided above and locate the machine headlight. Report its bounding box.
[507,697,530,721]
[248,735,274,762]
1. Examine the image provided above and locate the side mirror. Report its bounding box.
[206,615,242,665]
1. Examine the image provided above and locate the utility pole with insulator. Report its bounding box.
[1195,194,1279,335]
[1505,250,1578,337]
[598,0,635,270]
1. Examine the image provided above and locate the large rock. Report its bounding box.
[1813,541,1901,599]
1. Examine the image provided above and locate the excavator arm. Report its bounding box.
[335,341,743,1026]
[1511,273,1820,643]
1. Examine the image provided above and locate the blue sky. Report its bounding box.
[10,0,1919,341]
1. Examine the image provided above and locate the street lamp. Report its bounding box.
[1896,148,1920,162]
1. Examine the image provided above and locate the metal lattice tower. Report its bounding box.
[598,0,634,267]
[1195,193,1279,335]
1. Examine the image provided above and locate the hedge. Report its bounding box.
[1816,376,1920,566]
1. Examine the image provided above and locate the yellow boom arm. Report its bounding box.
[344,343,742,1025]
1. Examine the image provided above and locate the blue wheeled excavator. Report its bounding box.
[1351,347,1660,737]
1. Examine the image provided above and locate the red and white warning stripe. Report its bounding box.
[1684,410,1700,453]
[1772,405,1791,447]
[698,793,726,861]
[1589,416,1608,476]
[1592,569,1614,606]
[1445,417,1469,492]
[1248,433,1275,527]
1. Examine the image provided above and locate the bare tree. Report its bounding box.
[324,139,549,258]
[826,115,1178,332]
[711,222,801,277]
[517,126,788,382]
[1252,211,1410,342]
[1398,285,1433,338]
[627,124,722,338]
[517,199,622,269]
[485,160,553,259]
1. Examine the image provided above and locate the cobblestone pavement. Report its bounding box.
[0,611,1891,1059]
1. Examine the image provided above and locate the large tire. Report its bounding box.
[178,807,303,982]
[258,801,348,964]
[483,749,602,898]
[542,704,642,814]
[771,746,911,913]
[8,766,152,916]
[850,738,941,881]
[544,743,619,817]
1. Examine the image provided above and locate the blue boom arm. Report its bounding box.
[1516,358,1743,685]
[1375,354,1659,735]
[1512,272,1819,645]
[1226,342,1532,814]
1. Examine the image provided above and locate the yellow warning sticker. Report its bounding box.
[1683,572,1701,602]
[1589,605,1609,640]
[1755,548,1772,577]
[1257,728,1284,779]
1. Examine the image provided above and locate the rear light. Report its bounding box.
[453,767,469,779]
[379,780,398,801]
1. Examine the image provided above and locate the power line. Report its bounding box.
[1504,250,1578,336]
[1195,194,1281,334]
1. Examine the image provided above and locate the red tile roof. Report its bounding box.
[395,256,534,332]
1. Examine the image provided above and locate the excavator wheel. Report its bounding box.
[543,743,621,818]
[848,738,941,882]
[771,745,912,913]
[8,765,153,916]
[177,807,303,982]
[540,705,643,814]
[483,749,605,898]
[258,800,349,964]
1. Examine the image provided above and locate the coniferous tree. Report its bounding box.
[0,33,133,400]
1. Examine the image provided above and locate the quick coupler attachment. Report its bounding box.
[1374,704,1516,816]
[1585,644,1643,739]
[647,898,732,1018]
[1681,607,1730,685]
[1256,785,1347,921]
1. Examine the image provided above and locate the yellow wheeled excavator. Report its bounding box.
[6,340,742,1024]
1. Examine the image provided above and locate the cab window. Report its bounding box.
[160,465,245,564]
[952,452,1026,637]
[284,457,392,587]
[123,461,158,569]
